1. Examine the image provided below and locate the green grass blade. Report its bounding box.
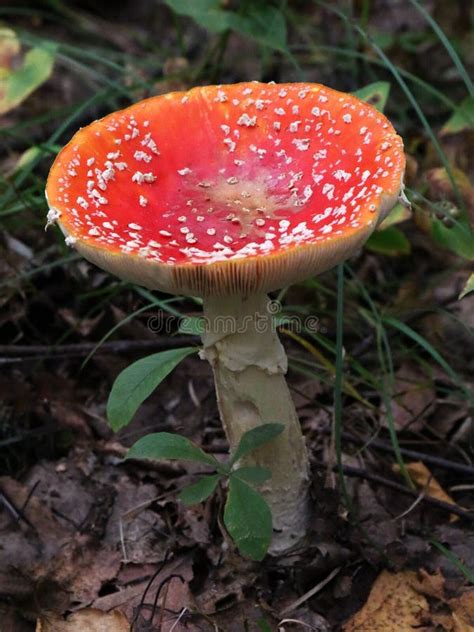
[383,317,473,402]
[80,302,157,368]
[430,540,474,584]
[379,324,415,490]
[0,253,80,288]
[348,270,414,490]
[298,43,457,110]
[408,0,473,97]
[334,264,353,512]
[314,1,464,212]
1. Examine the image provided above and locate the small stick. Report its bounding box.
[392,489,426,521]
[131,552,171,631]
[169,607,188,632]
[21,479,40,512]
[0,425,58,448]
[278,620,318,631]
[280,566,341,616]
[313,461,474,523]
[0,336,200,364]
[321,429,474,477]
[0,486,35,530]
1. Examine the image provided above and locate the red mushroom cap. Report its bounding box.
[46,82,405,296]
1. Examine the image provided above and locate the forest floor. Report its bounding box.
[1,1,473,630]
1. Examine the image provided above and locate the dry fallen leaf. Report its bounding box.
[36,608,129,632]
[343,570,429,632]
[394,461,460,521]
[344,569,474,632]
[447,592,474,631]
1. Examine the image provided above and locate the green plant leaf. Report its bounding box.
[423,166,474,259]
[223,476,272,561]
[163,0,231,33]
[229,423,285,467]
[459,273,474,300]
[179,473,221,506]
[127,432,221,468]
[163,0,287,51]
[227,5,287,51]
[441,96,474,135]
[353,81,390,112]
[107,347,196,430]
[377,202,412,230]
[11,146,42,175]
[431,216,474,261]
[232,466,271,485]
[366,227,411,256]
[0,33,57,115]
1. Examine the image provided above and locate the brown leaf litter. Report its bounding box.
[344,569,474,631]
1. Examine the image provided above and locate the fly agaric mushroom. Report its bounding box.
[46,82,405,553]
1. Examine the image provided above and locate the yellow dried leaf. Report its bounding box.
[393,461,459,522]
[411,567,446,600]
[36,608,129,632]
[343,570,429,631]
[344,569,474,632]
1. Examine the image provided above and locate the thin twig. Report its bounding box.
[280,566,341,616]
[118,517,128,564]
[313,461,474,523]
[150,574,185,630]
[131,552,171,631]
[321,429,474,477]
[169,607,188,632]
[392,488,426,521]
[0,424,58,448]
[0,336,200,364]
[21,479,40,512]
[278,620,318,631]
[0,486,35,530]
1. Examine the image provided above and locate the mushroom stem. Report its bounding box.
[200,293,310,553]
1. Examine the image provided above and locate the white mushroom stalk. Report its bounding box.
[201,293,310,552]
